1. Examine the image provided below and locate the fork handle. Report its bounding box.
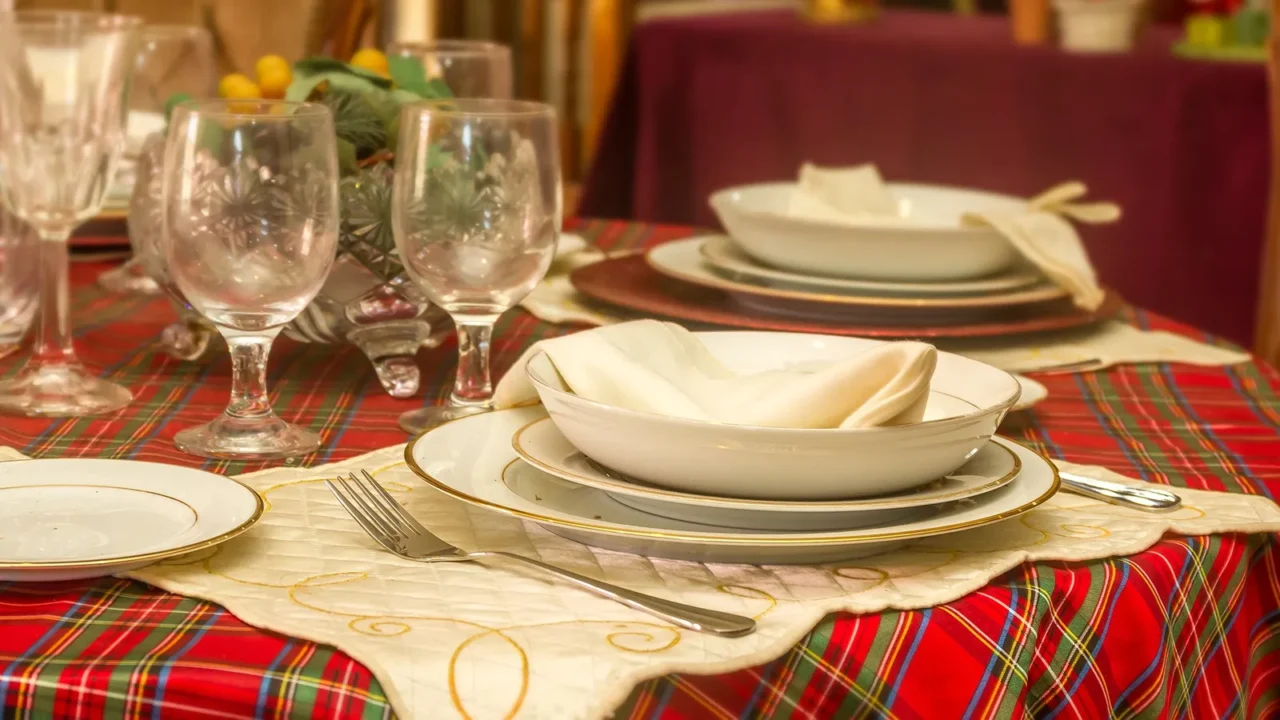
[480,551,756,637]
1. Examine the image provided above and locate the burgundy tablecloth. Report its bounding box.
[579,10,1268,346]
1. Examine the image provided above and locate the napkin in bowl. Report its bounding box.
[494,320,937,429]
[786,164,1118,311]
[961,181,1119,311]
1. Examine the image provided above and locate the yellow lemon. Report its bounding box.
[218,73,262,100]
[350,48,389,77]
[255,54,291,82]
[258,67,292,99]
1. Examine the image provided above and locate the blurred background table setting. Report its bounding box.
[2,1,1280,718]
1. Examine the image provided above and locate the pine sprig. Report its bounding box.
[323,90,386,157]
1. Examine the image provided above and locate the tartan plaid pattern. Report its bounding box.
[1,220,1278,719]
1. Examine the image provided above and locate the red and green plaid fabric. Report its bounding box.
[2,220,1278,719]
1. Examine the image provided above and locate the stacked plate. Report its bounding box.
[405,332,1061,564]
[568,182,1120,339]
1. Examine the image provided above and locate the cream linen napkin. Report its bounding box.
[939,321,1251,374]
[0,442,1263,720]
[492,320,937,428]
[962,181,1120,311]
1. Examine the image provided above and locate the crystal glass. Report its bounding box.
[100,23,215,294]
[0,11,141,417]
[163,99,340,459]
[392,99,560,433]
[0,206,38,359]
[387,40,513,98]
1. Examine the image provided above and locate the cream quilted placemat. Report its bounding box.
[6,446,1272,719]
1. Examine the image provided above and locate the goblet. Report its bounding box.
[387,39,513,98]
[100,23,215,294]
[0,11,141,417]
[393,99,561,433]
[163,99,340,459]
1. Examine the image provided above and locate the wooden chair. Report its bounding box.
[1255,4,1280,363]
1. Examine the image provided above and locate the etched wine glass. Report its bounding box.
[100,23,215,294]
[387,40,513,99]
[393,99,560,433]
[0,11,141,417]
[162,99,340,459]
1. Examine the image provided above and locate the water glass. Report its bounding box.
[392,99,560,433]
[101,23,216,294]
[163,99,340,459]
[387,40,513,99]
[0,11,141,417]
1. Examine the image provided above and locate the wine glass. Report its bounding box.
[100,23,215,294]
[162,99,340,459]
[0,11,141,417]
[392,99,561,433]
[387,40,513,98]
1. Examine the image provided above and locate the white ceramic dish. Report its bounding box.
[708,182,1024,281]
[699,235,1045,296]
[0,458,264,582]
[648,239,1068,310]
[524,331,1021,500]
[513,415,1022,531]
[406,407,1059,564]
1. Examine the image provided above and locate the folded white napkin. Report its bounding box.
[962,181,1119,311]
[493,320,938,429]
[792,163,903,221]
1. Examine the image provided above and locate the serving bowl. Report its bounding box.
[708,182,1024,281]
[524,331,1021,500]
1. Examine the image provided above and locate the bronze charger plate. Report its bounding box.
[570,254,1122,339]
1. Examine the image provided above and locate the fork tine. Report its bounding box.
[339,473,403,540]
[360,469,431,535]
[348,472,415,537]
[325,477,400,552]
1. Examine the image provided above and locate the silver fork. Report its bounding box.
[325,471,757,637]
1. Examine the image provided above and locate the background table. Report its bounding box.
[579,10,1268,348]
[2,221,1279,718]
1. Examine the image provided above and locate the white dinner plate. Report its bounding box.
[647,239,1069,311]
[0,459,264,582]
[699,235,1045,296]
[512,414,1021,531]
[406,407,1059,564]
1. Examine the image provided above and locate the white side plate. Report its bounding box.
[0,458,264,582]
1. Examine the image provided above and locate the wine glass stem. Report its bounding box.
[32,230,78,367]
[450,317,497,407]
[222,329,277,419]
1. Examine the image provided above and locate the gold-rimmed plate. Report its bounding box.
[649,238,1069,311]
[700,235,1046,296]
[406,407,1059,565]
[0,458,264,582]
[511,415,1022,531]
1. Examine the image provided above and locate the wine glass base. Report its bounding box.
[0,364,132,417]
[399,405,489,435]
[175,414,321,460]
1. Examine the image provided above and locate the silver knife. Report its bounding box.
[1059,472,1182,512]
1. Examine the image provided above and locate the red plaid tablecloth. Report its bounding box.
[2,221,1279,719]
